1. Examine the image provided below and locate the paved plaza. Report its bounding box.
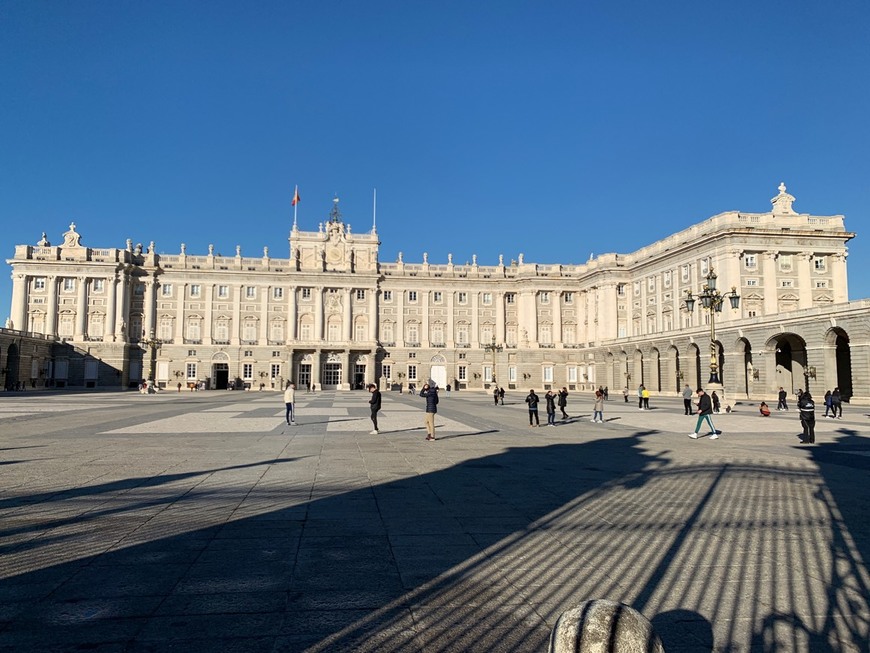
[0,388,868,652]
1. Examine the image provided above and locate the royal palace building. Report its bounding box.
[4,184,869,401]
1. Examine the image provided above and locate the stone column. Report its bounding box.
[598,283,618,343]
[553,292,562,345]
[446,290,455,346]
[314,287,324,341]
[10,273,28,332]
[106,275,117,341]
[831,252,848,303]
[74,276,88,339]
[45,276,59,337]
[231,284,242,344]
[342,288,352,342]
[204,284,214,343]
[311,349,321,390]
[496,291,505,344]
[368,287,378,342]
[421,290,430,346]
[396,288,405,346]
[797,252,813,309]
[261,286,270,343]
[143,274,156,338]
[341,350,351,390]
[471,292,480,347]
[287,287,297,340]
[366,348,377,385]
[762,251,778,315]
[175,283,186,343]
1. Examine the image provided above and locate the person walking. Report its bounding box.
[493,386,500,406]
[498,387,505,405]
[688,388,718,439]
[777,387,788,411]
[592,389,604,423]
[798,390,816,444]
[641,386,650,410]
[283,382,297,425]
[525,389,540,427]
[637,384,644,409]
[831,387,843,419]
[711,391,721,414]
[419,383,439,441]
[545,390,557,426]
[557,387,569,419]
[682,384,693,415]
[368,383,382,434]
[823,390,833,418]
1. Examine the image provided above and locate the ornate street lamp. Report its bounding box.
[483,336,503,386]
[140,330,163,382]
[684,267,740,386]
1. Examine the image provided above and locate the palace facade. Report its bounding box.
[4,184,868,401]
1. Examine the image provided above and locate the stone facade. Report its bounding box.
[4,184,867,400]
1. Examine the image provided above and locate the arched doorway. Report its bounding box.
[212,352,230,390]
[825,327,853,400]
[767,333,808,394]
[4,343,19,391]
[651,348,661,392]
[686,343,701,391]
[429,354,447,389]
[667,345,680,393]
[735,337,753,398]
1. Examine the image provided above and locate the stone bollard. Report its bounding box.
[549,600,665,653]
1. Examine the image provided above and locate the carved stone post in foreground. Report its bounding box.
[549,600,664,653]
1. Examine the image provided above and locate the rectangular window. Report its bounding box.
[244,350,253,357]
[458,292,467,304]
[133,283,144,296]
[408,364,417,381]
[568,366,577,383]
[458,366,467,381]
[681,265,690,282]
[779,255,793,272]
[92,279,105,293]
[664,271,672,287]
[187,349,196,356]
[505,293,515,304]
[383,290,392,301]
[34,277,46,290]
[746,278,758,286]
[816,280,828,288]
[245,286,256,299]
[648,277,655,291]
[781,279,794,287]
[543,366,553,383]
[301,288,311,300]
[540,292,550,304]
[272,350,281,357]
[433,291,442,303]
[190,284,201,297]
[186,362,197,379]
[273,287,283,299]
[509,366,516,383]
[744,255,757,269]
[408,291,417,303]
[814,257,826,271]
[161,283,173,297]
[243,364,253,379]
[458,352,467,360]
[408,352,416,359]
[63,278,75,292]
[356,289,366,300]
[563,292,573,304]
[218,285,229,298]
[747,310,757,317]
[482,292,492,305]
[382,364,391,380]
[484,365,492,383]
[700,259,709,275]
[271,363,281,378]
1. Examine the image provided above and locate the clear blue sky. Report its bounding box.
[2,1,869,319]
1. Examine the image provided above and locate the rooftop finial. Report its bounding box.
[329,195,342,223]
[771,181,796,215]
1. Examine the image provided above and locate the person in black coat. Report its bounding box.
[420,384,439,441]
[777,387,788,411]
[557,387,569,419]
[525,389,540,427]
[368,384,382,434]
[798,391,816,444]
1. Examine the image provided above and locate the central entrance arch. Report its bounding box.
[429,354,447,389]
[212,352,230,390]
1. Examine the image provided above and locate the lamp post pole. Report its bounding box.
[685,267,740,395]
[483,336,503,388]
[141,330,163,384]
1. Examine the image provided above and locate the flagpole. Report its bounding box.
[372,188,377,233]
[292,184,298,230]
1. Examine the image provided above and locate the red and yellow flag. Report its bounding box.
[291,187,301,206]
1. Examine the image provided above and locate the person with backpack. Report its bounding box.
[831,387,843,419]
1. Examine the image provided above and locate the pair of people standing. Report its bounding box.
[823,388,843,419]
[637,385,650,410]
[492,386,505,405]
[367,383,439,442]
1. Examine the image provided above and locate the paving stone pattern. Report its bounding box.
[1,389,868,652]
